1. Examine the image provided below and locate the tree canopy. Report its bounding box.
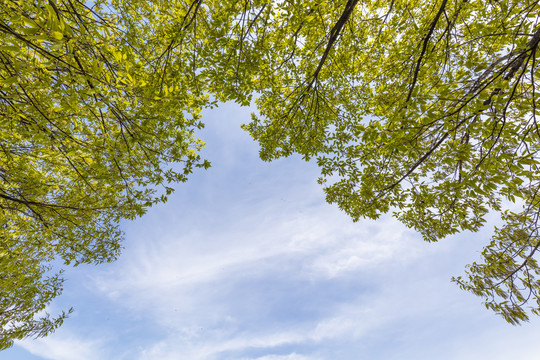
[205,0,540,325]
[0,0,209,348]
[1,0,540,349]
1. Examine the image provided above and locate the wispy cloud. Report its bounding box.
[239,354,320,360]
[16,330,105,360]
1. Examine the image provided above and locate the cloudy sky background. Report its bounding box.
[7,103,540,359]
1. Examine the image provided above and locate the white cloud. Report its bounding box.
[301,217,420,279]
[239,354,320,360]
[94,202,418,299]
[16,331,105,360]
[84,176,434,360]
[136,325,321,360]
[129,286,415,360]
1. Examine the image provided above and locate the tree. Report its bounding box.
[0,0,210,348]
[2,0,540,348]
[200,0,540,324]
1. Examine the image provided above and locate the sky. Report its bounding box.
[6,102,540,360]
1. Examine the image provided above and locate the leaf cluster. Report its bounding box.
[0,0,210,347]
[203,0,540,324]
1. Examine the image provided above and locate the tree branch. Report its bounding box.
[406,0,448,102]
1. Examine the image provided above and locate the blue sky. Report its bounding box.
[6,103,540,360]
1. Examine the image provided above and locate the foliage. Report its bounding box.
[0,0,209,348]
[202,0,540,324]
[3,0,540,347]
